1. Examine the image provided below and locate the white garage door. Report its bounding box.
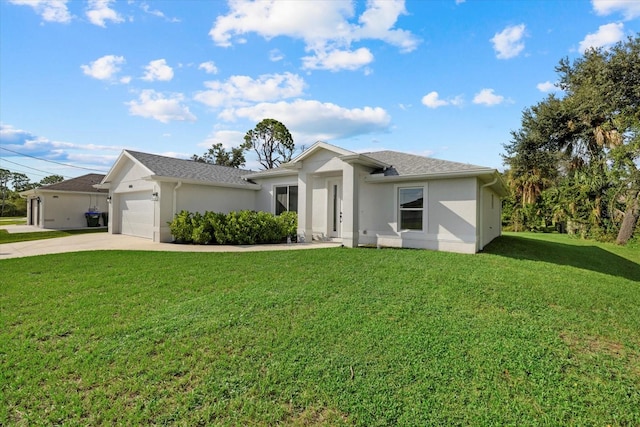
[120,192,154,239]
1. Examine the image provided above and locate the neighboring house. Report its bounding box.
[99,142,507,253]
[21,174,108,229]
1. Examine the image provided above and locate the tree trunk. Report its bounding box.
[616,192,639,245]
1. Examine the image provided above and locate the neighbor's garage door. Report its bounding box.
[120,192,154,239]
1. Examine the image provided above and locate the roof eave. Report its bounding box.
[146,174,261,190]
[340,153,390,169]
[243,168,299,180]
[21,188,108,196]
[364,168,497,183]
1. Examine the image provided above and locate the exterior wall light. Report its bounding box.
[106,196,112,203]
[151,192,159,201]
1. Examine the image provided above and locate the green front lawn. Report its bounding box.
[1,234,639,425]
[0,217,26,226]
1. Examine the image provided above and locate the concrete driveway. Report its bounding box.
[0,226,341,259]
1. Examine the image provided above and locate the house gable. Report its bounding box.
[103,153,156,193]
[286,141,355,164]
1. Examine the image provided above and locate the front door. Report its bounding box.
[328,179,342,238]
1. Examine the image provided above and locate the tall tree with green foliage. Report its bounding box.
[191,142,246,168]
[503,35,639,244]
[243,118,295,170]
[11,173,32,192]
[0,168,11,216]
[0,169,33,217]
[39,175,65,186]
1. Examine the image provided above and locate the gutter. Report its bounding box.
[243,168,298,180]
[173,181,182,217]
[145,175,261,190]
[365,168,496,183]
[479,175,499,252]
[340,153,390,169]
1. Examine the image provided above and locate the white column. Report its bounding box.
[297,172,313,242]
[342,163,359,247]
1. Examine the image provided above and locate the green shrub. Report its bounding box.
[204,211,226,244]
[170,209,298,245]
[168,210,193,243]
[277,211,297,240]
[191,212,212,244]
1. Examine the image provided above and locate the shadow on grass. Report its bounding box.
[483,234,640,282]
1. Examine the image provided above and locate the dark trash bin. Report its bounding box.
[85,212,101,227]
[101,212,109,227]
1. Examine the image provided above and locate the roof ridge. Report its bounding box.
[125,149,254,173]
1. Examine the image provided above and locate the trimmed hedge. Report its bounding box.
[168,210,297,245]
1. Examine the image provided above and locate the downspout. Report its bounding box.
[173,181,182,217]
[479,176,498,252]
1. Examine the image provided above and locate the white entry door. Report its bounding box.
[328,179,342,238]
[119,192,154,239]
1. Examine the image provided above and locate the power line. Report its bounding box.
[0,165,50,179]
[0,146,109,173]
[0,158,74,179]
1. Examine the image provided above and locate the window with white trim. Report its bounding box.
[398,187,423,230]
[275,185,298,215]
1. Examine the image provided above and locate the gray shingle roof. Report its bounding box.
[362,151,493,176]
[125,150,256,186]
[40,174,107,193]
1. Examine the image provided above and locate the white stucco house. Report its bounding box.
[98,142,507,253]
[21,173,108,229]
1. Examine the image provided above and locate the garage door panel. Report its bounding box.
[120,192,153,239]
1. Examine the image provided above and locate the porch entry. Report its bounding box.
[328,179,342,238]
[29,198,40,226]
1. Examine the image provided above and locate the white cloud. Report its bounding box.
[8,0,72,23]
[209,0,419,71]
[269,49,284,62]
[127,90,196,123]
[422,92,448,108]
[219,99,391,143]
[140,2,180,22]
[491,24,526,59]
[194,72,305,108]
[86,0,124,27]
[473,88,505,106]
[119,75,132,84]
[81,55,125,80]
[302,47,374,71]
[353,0,418,53]
[0,123,122,168]
[592,0,640,20]
[198,61,219,74]
[142,59,174,81]
[536,81,558,93]
[421,91,463,109]
[198,130,246,149]
[579,23,625,52]
[210,1,353,47]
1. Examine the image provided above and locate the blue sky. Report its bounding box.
[1,0,639,182]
